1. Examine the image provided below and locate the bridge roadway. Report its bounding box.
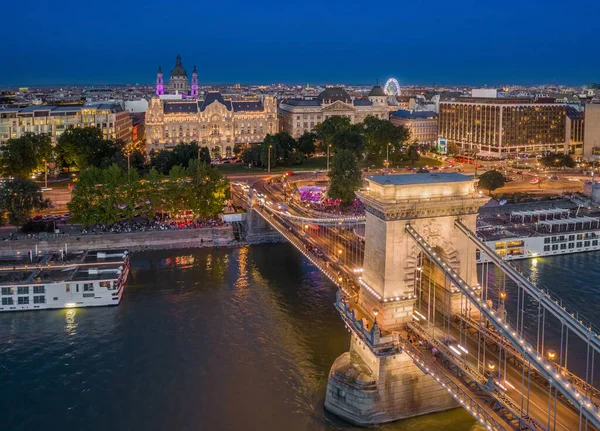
[238,178,599,430]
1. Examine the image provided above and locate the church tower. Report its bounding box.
[191,65,199,98]
[156,66,164,96]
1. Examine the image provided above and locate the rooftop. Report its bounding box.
[368,173,473,186]
[391,109,438,119]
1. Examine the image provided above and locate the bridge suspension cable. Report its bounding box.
[406,223,600,430]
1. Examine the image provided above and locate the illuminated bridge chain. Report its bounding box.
[406,223,600,431]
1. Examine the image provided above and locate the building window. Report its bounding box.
[543,245,550,252]
[83,283,94,292]
[1,287,12,295]
[2,298,14,306]
[33,286,45,294]
[18,297,29,305]
[17,286,29,295]
[33,296,45,304]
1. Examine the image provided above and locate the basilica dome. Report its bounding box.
[170,55,187,78]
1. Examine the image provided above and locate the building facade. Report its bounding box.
[565,106,584,156]
[438,100,566,156]
[584,103,600,159]
[145,91,278,157]
[0,103,132,145]
[390,110,438,146]
[278,86,391,138]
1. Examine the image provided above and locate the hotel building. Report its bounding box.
[0,103,132,145]
[438,99,566,156]
[145,92,278,157]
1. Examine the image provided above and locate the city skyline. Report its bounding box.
[2,0,599,87]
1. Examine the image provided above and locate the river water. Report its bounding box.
[1,244,597,431]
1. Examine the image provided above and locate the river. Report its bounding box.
[2,244,597,431]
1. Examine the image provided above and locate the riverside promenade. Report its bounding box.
[0,226,237,255]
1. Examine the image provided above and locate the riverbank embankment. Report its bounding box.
[0,225,284,255]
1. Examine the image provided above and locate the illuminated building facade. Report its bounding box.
[438,100,566,156]
[565,107,584,156]
[390,110,438,145]
[584,103,600,159]
[278,86,391,138]
[0,103,132,145]
[145,92,278,157]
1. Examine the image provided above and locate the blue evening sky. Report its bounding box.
[2,0,598,87]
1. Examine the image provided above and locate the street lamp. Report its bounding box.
[42,158,48,189]
[547,350,557,361]
[385,143,391,168]
[268,144,272,173]
[373,308,379,323]
[327,144,332,171]
[488,361,496,372]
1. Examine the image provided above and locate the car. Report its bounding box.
[549,175,559,181]
[285,171,293,176]
[33,215,43,221]
[416,167,430,173]
[405,166,414,171]
[530,177,541,185]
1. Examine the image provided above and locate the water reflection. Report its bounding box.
[64,309,77,336]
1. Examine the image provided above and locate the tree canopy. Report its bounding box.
[0,133,52,178]
[540,153,576,169]
[150,142,211,174]
[327,149,362,206]
[0,178,49,226]
[314,116,353,152]
[68,161,228,226]
[297,132,317,157]
[55,127,123,170]
[478,170,505,195]
[359,116,411,164]
[259,132,302,168]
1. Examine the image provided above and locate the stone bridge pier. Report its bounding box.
[325,173,489,426]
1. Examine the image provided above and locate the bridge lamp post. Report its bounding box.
[547,350,557,361]
[372,308,379,324]
[487,361,496,374]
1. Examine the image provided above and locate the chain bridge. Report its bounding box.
[233,172,600,430]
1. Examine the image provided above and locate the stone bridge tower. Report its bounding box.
[325,173,489,426]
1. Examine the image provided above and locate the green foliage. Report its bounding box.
[314,116,352,152]
[242,145,262,167]
[446,142,460,156]
[0,133,52,178]
[359,116,410,164]
[540,153,576,168]
[0,178,49,226]
[150,142,211,174]
[331,129,366,159]
[407,144,420,164]
[327,149,362,206]
[68,161,229,226]
[55,127,122,170]
[297,132,317,157]
[259,132,298,168]
[478,170,505,195]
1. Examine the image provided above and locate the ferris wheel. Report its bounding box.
[384,78,401,96]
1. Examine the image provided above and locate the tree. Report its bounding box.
[314,116,352,152]
[260,132,298,168]
[0,178,49,226]
[328,149,362,206]
[199,146,211,164]
[297,132,317,157]
[446,142,460,156]
[331,130,366,159]
[0,133,52,178]
[478,170,505,195]
[56,127,120,170]
[242,145,262,167]
[540,154,576,169]
[407,143,420,165]
[359,116,410,164]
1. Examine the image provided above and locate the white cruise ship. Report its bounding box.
[477,207,600,262]
[0,249,130,312]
